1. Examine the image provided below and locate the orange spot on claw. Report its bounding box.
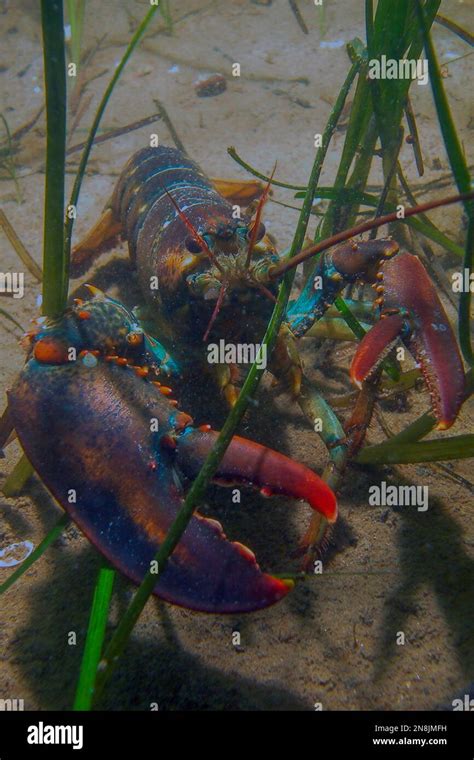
[34,338,68,364]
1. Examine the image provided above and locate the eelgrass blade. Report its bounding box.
[356,435,474,465]
[460,219,474,365]
[73,566,115,711]
[2,455,33,497]
[0,514,69,595]
[383,370,474,445]
[65,0,86,70]
[40,0,67,317]
[435,13,474,47]
[416,0,474,366]
[4,2,66,508]
[159,0,174,34]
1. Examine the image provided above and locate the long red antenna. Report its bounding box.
[245,163,276,269]
[164,188,224,274]
[269,191,474,279]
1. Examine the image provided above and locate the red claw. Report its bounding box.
[350,314,405,387]
[350,252,465,429]
[176,428,337,523]
[7,294,337,614]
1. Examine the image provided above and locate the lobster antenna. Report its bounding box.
[203,283,227,342]
[164,188,225,274]
[245,162,276,269]
[269,191,474,279]
[254,282,277,304]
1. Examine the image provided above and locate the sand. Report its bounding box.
[0,0,473,710]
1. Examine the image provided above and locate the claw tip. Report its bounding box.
[435,419,452,431]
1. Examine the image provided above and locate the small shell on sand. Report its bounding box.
[0,540,34,567]
[195,74,227,98]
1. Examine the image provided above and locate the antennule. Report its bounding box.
[245,162,276,269]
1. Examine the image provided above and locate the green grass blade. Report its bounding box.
[73,566,115,711]
[2,455,33,497]
[320,70,372,237]
[40,0,67,317]
[334,295,367,340]
[365,0,374,53]
[380,370,474,444]
[460,219,474,365]
[66,0,86,69]
[416,0,474,366]
[435,13,474,46]
[356,435,474,465]
[418,2,473,206]
[0,514,69,595]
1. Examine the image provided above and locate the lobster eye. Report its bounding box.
[248,222,266,243]
[185,237,203,254]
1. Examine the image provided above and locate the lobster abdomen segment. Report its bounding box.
[111,147,237,263]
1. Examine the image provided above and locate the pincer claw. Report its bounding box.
[7,293,337,613]
[175,428,337,523]
[350,252,465,429]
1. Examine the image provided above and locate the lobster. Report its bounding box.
[6,289,337,613]
[72,145,466,432]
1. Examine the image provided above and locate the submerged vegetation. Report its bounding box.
[0,1,472,710]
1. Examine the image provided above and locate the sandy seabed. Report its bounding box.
[0,0,473,710]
